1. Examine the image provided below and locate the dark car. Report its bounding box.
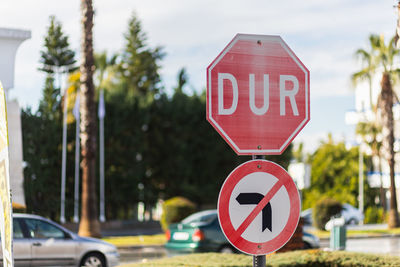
[165,210,319,254]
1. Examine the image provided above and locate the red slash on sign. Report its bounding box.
[218,160,300,256]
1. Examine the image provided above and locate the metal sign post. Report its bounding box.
[253,255,266,267]
[209,34,309,264]
[252,155,265,266]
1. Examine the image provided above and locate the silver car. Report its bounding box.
[0,213,119,267]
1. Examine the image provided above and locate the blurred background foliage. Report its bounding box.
[22,12,382,223]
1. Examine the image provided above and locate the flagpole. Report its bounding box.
[99,90,106,222]
[60,88,68,224]
[73,94,80,223]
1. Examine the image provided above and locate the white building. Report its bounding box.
[0,27,31,207]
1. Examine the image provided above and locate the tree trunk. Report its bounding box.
[380,72,399,228]
[378,152,386,217]
[371,145,386,215]
[78,0,101,237]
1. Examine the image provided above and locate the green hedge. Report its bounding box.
[123,250,400,267]
[160,196,196,231]
[364,206,385,224]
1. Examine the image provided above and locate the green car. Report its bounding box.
[165,210,319,255]
[165,210,236,254]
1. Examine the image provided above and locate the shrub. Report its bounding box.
[313,198,342,230]
[364,206,385,224]
[160,196,196,231]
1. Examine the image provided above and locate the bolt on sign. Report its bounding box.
[0,82,13,266]
[206,34,310,155]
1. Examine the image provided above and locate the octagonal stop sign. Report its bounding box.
[207,34,310,155]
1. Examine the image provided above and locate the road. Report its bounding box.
[118,246,166,265]
[320,236,400,256]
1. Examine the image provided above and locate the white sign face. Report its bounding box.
[218,160,300,255]
[229,172,290,243]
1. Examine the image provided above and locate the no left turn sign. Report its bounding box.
[217,160,300,255]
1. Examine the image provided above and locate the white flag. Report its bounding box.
[73,94,80,120]
[98,90,105,119]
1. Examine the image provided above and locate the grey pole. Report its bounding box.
[252,154,266,266]
[253,255,266,267]
[99,90,106,222]
[73,94,80,223]
[60,88,68,224]
[359,146,364,224]
[99,111,105,222]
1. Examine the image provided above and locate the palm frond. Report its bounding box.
[351,69,371,87]
[354,48,370,61]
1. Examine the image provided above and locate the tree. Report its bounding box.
[94,51,118,90]
[22,15,79,222]
[22,76,80,222]
[303,136,376,211]
[39,15,77,85]
[352,34,400,228]
[22,101,62,220]
[118,12,164,99]
[78,0,100,237]
[38,75,61,120]
[174,68,188,93]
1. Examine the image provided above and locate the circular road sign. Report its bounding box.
[217,160,300,255]
[207,34,310,155]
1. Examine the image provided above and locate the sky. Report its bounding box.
[1,0,399,153]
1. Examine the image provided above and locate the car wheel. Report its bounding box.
[348,218,358,225]
[81,252,106,267]
[219,245,235,253]
[303,242,312,249]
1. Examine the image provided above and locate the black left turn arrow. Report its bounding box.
[236,193,272,232]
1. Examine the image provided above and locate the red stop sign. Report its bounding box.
[207,34,310,155]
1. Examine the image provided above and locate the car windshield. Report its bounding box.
[182,210,217,224]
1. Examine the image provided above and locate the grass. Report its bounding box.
[119,250,400,267]
[102,234,166,247]
[120,253,251,267]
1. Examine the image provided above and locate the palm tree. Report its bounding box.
[352,34,400,228]
[78,0,101,237]
[94,51,118,90]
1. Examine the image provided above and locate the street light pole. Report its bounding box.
[359,146,364,224]
[99,89,105,222]
[60,66,67,224]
